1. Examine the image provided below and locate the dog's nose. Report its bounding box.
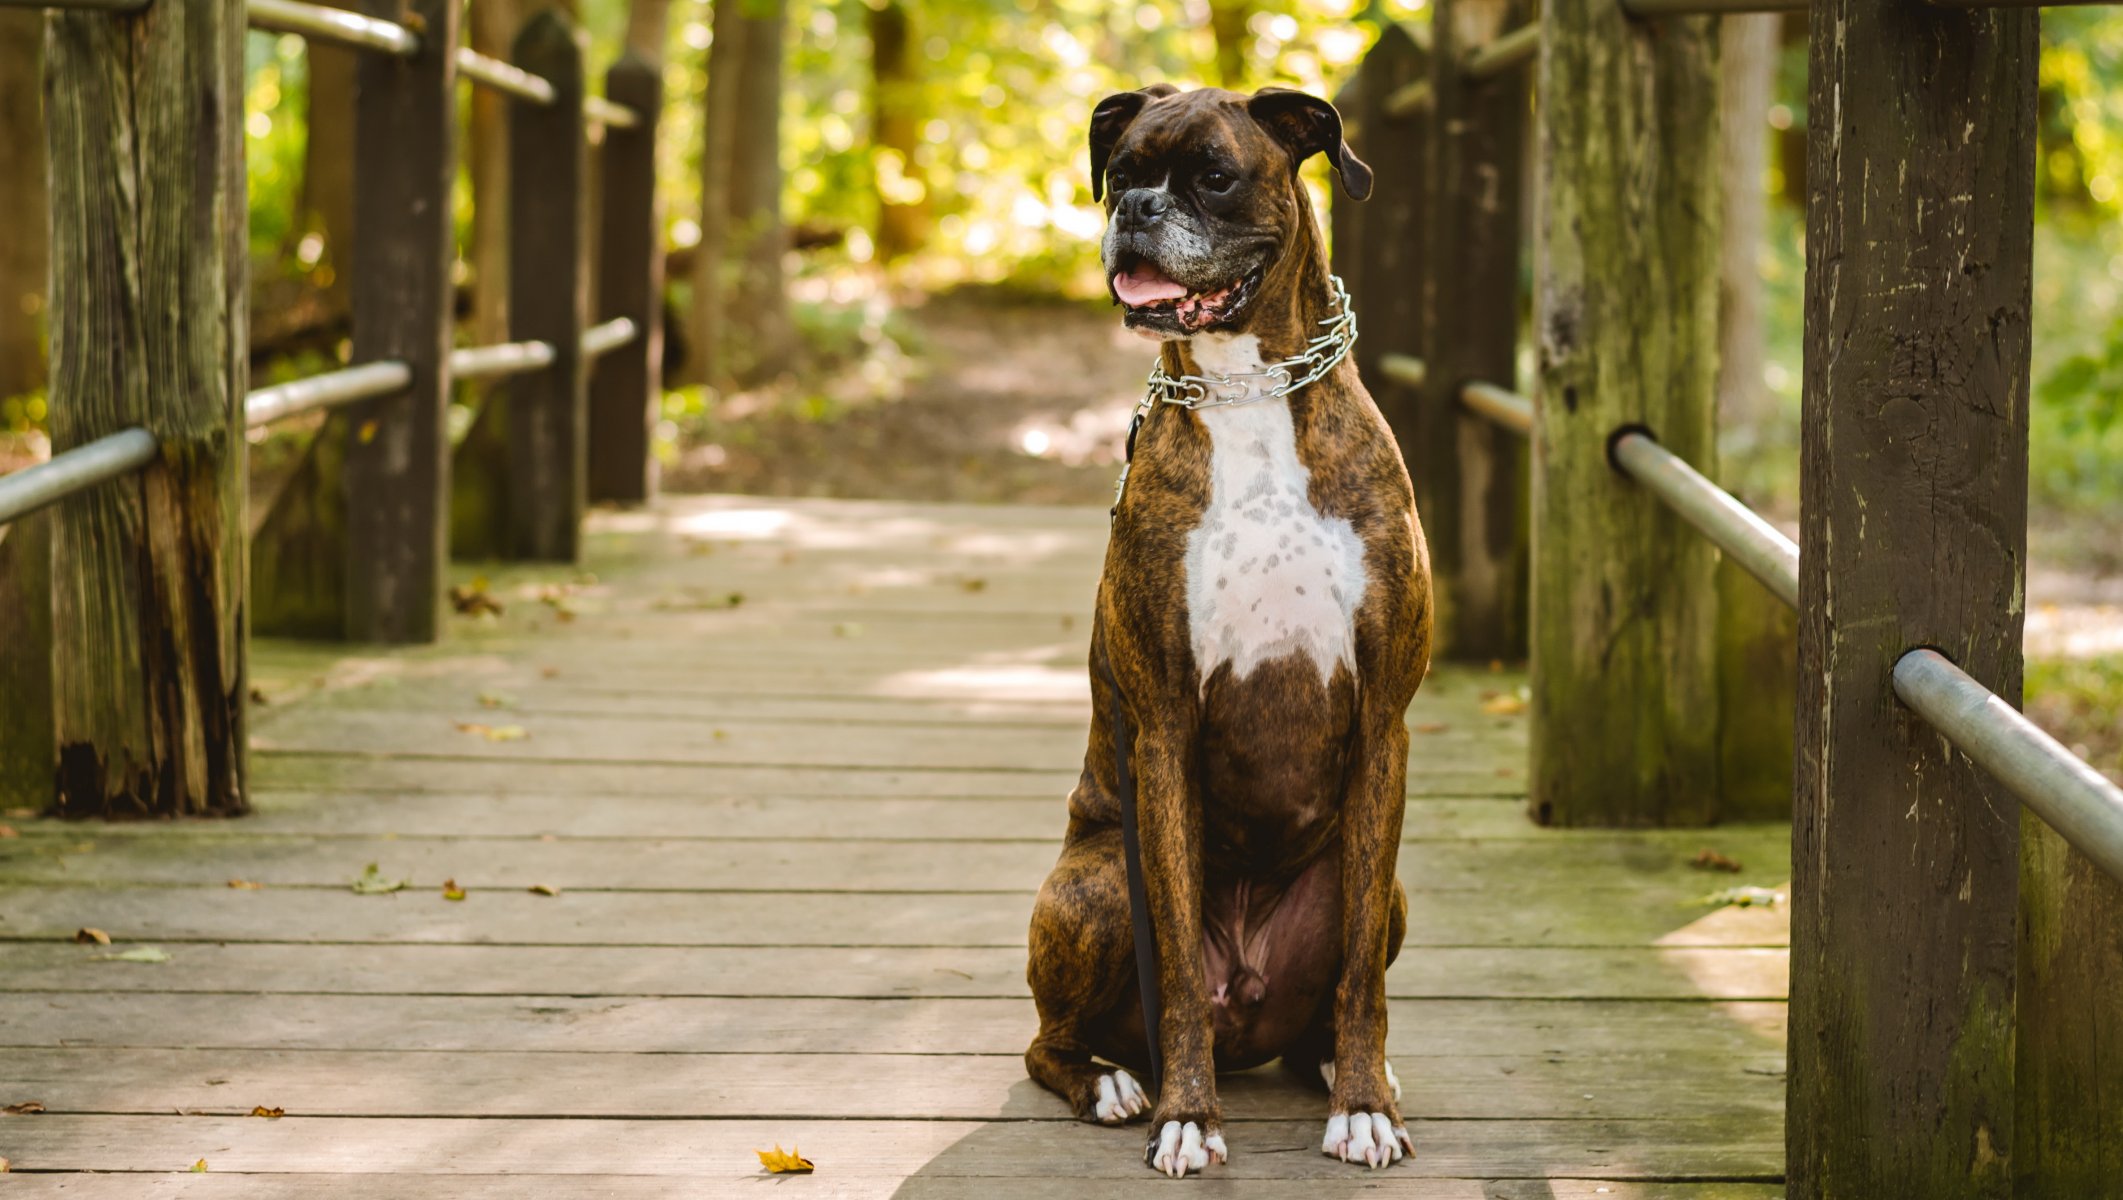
[1115,187,1172,230]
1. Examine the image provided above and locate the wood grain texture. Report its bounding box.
[42,0,248,818]
[1421,0,1527,661]
[586,55,663,506]
[2016,814,2123,1194]
[1790,1,2036,1195]
[1714,557,1795,821]
[1346,23,1427,464]
[1529,0,1721,826]
[0,515,54,808]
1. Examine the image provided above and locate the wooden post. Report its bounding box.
[2018,822,2123,1195]
[506,10,589,560]
[42,0,247,817]
[1345,23,1427,470]
[0,515,52,809]
[1422,0,1527,661]
[587,53,663,507]
[342,0,458,641]
[1788,0,2035,1194]
[1327,77,1364,306]
[1529,0,1721,826]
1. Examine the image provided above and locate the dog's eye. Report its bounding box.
[1199,170,1235,192]
[1107,167,1130,192]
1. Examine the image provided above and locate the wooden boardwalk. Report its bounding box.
[0,496,1789,1197]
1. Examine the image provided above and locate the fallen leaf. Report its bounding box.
[453,722,528,743]
[249,1106,284,1119]
[1478,691,1528,716]
[540,666,561,679]
[537,833,559,842]
[1,1155,9,1172]
[757,1144,815,1174]
[0,825,15,839]
[477,692,512,710]
[442,880,467,901]
[248,686,270,705]
[227,879,264,890]
[351,863,410,895]
[528,883,561,897]
[960,577,988,593]
[192,1158,208,1173]
[3,1102,45,1115]
[553,607,577,623]
[712,728,729,741]
[449,579,505,617]
[93,946,171,963]
[74,927,110,945]
[1697,885,1785,910]
[1690,848,1744,873]
[1413,722,1448,735]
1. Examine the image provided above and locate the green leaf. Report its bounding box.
[351,862,410,895]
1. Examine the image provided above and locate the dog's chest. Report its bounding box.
[1180,355,1368,691]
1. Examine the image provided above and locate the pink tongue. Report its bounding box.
[1113,266,1188,307]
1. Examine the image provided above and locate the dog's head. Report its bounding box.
[1091,84,1370,339]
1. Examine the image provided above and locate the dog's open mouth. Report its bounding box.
[1112,260,1256,334]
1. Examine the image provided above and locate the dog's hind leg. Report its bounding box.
[1026,825,1151,1125]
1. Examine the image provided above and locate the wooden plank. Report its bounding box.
[0,1114,1784,1179]
[42,0,248,817]
[0,1177,1792,1200]
[0,941,1789,1000]
[0,1047,1784,1122]
[0,514,53,809]
[341,0,458,643]
[1791,0,2034,1195]
[586,54,662,506]
[0,882,1789,947]
[1421,0,1527,660]
[1530,0,1721,825]
[505,10,589,560]
[0,827,1794,892]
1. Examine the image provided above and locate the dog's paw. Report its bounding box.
[1321,1111,1413,1169]
[1146,1120,1227,1177]
[1092,1069,1149,1124]
[1318,1058,1403,1101]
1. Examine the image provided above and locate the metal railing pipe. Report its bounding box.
[449,339,555,381]
[1460,381,1534,436]
[1379,353,1428,390]
[0,428,159,526]
[1610,429,1798,608]
[1464,24,1539,80]
[245,0,416,55]
[581,317,639,359]
[1895,648,2123,884]
[456,47,557,105]
[244,361,412,428]
[584,95,640,129]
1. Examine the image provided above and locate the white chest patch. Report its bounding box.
[1182,338,1368,692]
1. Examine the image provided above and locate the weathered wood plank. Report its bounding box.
[0,941,1790,1001]
[1791,0,2035,1195]
[0,1114,1784,1179]
[1530,0,1721,825]
[43,0,248,817]
[586,54,663,505]
[0,515,53,809]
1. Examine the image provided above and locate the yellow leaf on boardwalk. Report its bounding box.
[454,722,528,743]
[250,1106,284,1119]
[442,880,467,901]
[1478,691,1527,716]
[191,1159,208,1172]
[756,1144,815,1174]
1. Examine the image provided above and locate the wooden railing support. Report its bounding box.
[1341,24,1428,496]
[1788,1,2035,1194]
[1529,0,1722,825]
[587,53,663,507]
[505,11,589,560]
[42,0,248,817]
[0,515,53,808]
[1421,0,1528,661]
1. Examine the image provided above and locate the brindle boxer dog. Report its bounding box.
[1023,83,1433,1178]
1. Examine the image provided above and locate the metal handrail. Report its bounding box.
[1379,354,1428,390]
[585,96,641,130]
[582,317,639,358]
[1895,650,2123,882]
[1461,381,1534,436]
[456,47,556,105]
[0,428,159,527]
[246,0,417,55]
[1609,429,1798,607]
[244,361,413,428]
[450,339,555,381]
[1465,24,1539,81]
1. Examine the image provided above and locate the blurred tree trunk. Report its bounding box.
[1716,13,1777,428]
[728,0,791,382]
[1208,0,1252,88]
[626,0,671,59]
[301,45,357,319]
[868,0,929,261]
[689,0,745,387]
[469,0,528,345]
[0,9,46,400]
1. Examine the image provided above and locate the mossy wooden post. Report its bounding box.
[506,11,589,560]
[1789,0,2034,1194]
[2018,822,2123,1195]
[42,0,248,817]
[587,54,663,507]
[1423,0,1526,661]
[1344,23,1426,465]
[0,515,53,809]
[1529,0,1720,825]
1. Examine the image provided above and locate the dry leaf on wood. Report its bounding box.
[249,1106,284,1119]
[227,879,264,890]
[477,692,512,710]
[442,880,467,902]
[1689,848,1743,873]
[93,946,171,963]
[453,722,527,743]
[2,1155,10,1172]
[1478,691,1528,716]
[191,1159,208,1173]
[756,1145,815,1174]
[1697,885,1785,910]
[0,825,18,839]
[528,884,561,897]
[449,579,505,617]
[73,928,110,945]
[3,1102,45,1115]
[248,687,270,705]
[352,863,409,895]
[1413,723,1448,735]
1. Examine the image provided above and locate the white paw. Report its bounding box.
[1319,1058,1402,1101]
[1321,1111,1413,1169]
[1148,1120,1225,1177]
[1092,1069,1149,1124]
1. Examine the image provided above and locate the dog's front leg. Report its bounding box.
[1324,708,1417,1168]
[1132,724,1226,1178]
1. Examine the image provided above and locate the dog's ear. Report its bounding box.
[1090,84,1180,202]
[1247,87,1373,201]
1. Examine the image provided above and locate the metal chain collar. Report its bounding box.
[1111,275,1358,514]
